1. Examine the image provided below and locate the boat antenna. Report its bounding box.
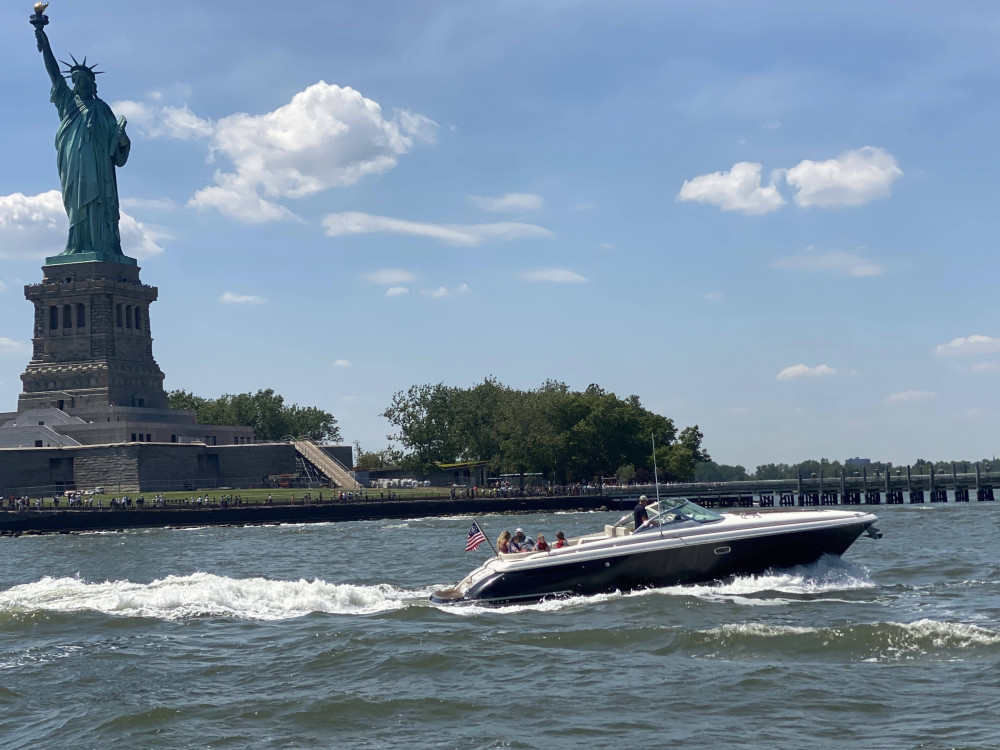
[651,432,661,505]
[652,432,663,537]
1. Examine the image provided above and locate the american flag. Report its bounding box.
[466,520,487,551]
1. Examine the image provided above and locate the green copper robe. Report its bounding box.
[50,77,129,258]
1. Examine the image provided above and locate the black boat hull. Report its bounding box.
[432,519,874,605]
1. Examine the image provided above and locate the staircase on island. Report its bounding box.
[292,439,361,489]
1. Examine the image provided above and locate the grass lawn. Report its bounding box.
[7,485,459,509]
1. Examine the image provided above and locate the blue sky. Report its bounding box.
[2,1,1000,469]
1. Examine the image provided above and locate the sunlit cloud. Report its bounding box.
[219,292,266,304]
[677,162,785,215]
[776,364,837,380]
[518,269,588,283]
[187,82,437,223]
[419,283,471,298]
[362,269,416,285]
[786,146,903,208]
[0,190,164,259]
[934,335,1000,357]
[323,212,553,246]
[468,193,544,212]
[112,100,214,140]
[333,359,352,367]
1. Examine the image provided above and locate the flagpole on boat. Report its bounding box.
[474,516,500,557]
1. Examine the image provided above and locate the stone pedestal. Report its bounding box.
[19,260,168,412]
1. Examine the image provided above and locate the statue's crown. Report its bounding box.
[60,54,103,80]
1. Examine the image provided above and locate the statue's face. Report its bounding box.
[72,72,97,99]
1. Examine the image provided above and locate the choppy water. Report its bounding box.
[1,505,998,749]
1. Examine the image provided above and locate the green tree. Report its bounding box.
[167,389,340,442]
[382,378,701,482]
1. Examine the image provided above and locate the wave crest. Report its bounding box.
[0,573,414,621]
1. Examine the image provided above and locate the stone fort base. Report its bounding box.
[0,442,296,496]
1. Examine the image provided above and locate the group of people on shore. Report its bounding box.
[496,527,569,554]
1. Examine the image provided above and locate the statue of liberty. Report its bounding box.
[32,5,133,265]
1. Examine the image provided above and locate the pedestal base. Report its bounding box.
[45,252,137,267]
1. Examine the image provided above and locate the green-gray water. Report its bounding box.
[1,504,998,749]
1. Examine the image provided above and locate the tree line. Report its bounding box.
[374,378,709,482]
[695,457,1000,483]
[167,388,340,443]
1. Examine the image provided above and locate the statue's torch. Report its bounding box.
[30,2,49,29]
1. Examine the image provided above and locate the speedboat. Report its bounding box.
[430,498,880,605]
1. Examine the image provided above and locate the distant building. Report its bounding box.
[845,457,872,466]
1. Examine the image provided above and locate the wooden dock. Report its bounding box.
[604,464,997,508]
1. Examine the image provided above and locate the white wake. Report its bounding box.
[0,573,422,621]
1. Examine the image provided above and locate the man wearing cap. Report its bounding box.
[633,495,652,531]
[509,527,535,553]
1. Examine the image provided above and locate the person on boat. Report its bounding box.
[497,530,512,554]
[633,495,652,530]
[535,534,549,551]
[554,530,568,548]
[509,528,535,552]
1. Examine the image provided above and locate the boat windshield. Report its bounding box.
[646,499,723,525]
[610,498,724,532]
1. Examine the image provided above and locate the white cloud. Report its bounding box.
[189,82,437,223]
[119,214,168,258]
[419,283,470,299]
[395,110,438,144]
[112,100,214,140]
[468,193,544,212]
[385,287,409,297]
[705,291,723,300]
[934,335,1000,357]
[599,243,614,250]
[333,359,352,367]
[729,406,752,415]
[677,162,785,215]
[772,251,885,277]
[786,146,903,208]
[187,176,300,224]
[776,364,837,381]
[0,280,7,292]
[219,291,266,304]
[0,337,24,354]
[518,268,588,284]
[323,212,553,246]
[885,390,936,403]
[362,269,417,285]
[0,190,164,259]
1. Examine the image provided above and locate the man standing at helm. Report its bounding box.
[34,17,130,260]
[633,494,652,530]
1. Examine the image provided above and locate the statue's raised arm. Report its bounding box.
[33,12,63,88]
